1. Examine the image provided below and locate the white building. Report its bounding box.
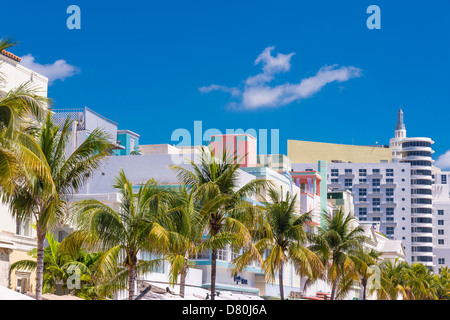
[291,161,412,263]
[432,168,450,273]
[0,50,49,293]
[390,109,436,269]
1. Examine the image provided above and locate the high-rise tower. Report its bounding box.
[390,109,435,270]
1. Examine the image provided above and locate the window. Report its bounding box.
[331,178,339,183]
[359,189,367,197]
[386,217,394,221]
[373,169,380,174]
[372,198,381,206]
[359,217,367,221]
[386,188,394,197]
[359,178,367,183]
[58,231,68,242]
[372,188,381,193]
[345,169,352,174]
[386,198,394,203]
[344,179,352,187]
[359,208,367,216]
[442,175,448,184]
[386,208,394,216]
[373,217,381,221]
[130,138,135,154]
[373,207,380,212]
[15,218,31,237]
[439,258,446,265]
[438,220,444,226]
[217,248,228,261]
[359,169,367,176]
[438,230,444,235]
[439,239,445,245]
[386,178,394,184]
[15,272,30,293]
[386,227,394,235]
[438,210,444,216]
[331,169,339,177]
[386,169,394,177]
[359,198,367,202]
[372,179,380,187]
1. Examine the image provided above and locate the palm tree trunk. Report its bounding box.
[211,248,217,300]
[362,280,367,300]
[330,278,338,300]
[35,224,45,300]
[180,264,187,299]
[128,265,136,300]
[279,263,284,300]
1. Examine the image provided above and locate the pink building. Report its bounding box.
[209,134,257,167]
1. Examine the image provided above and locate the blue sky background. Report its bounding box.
[2,0,450,161]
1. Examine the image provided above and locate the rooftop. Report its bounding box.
[1,50,21,62]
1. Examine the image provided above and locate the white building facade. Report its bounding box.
[291,161,412,263]
[0,50,49,293]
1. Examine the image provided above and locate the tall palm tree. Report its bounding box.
[310,208,368,300]
[241,187,324,300]
[353,247,380,300]
[171,147,269,300]
[7,113,112,300]
[72,169,171,300]
[162,186,203,298]
[0,38,53,194]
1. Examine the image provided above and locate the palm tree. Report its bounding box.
[376,258,412,300]
[71,169,171,300]
[162,186,203,298]
[407,263,436,300]
[0,38,53,194]
[353,247,381,300]
[433,266,450,300]
[171,147,269,300]
[10,232,113,299]
[6,113,112,300]
[242,187,324,300]
[310,208,368,300]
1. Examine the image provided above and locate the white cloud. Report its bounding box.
[435,150,450,170]
[200,46,362,110]
[20,54,79,85]
[198,84,241,97]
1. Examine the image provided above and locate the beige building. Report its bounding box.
[287,140,392,164]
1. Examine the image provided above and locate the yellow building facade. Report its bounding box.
[287,140,392,164]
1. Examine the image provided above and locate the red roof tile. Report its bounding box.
[1,50,21,62]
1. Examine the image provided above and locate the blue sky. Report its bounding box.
[2,0,450,166]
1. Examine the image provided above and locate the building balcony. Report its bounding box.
[411,222,433,228]
[368,173,383,178]
[368,192,384,198]
[382,220,397,227]
[339,172,355,178]
[411,175,433,180]
[411,203,433,209]
[381,183,397,188]
[411,193,433,199]
[382,202,397,208]
[354,201,370,207]
[401,146,433,152]
[353,182,370,188]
